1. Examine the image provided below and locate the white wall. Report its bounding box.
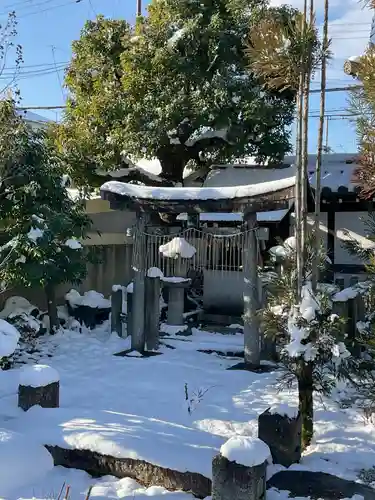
[335,211,370,265]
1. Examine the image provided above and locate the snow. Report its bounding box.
[27,227,44,242]
[148,267,164,278]
[112,284,124,292]
[0,319,20,357]
[10,469,196,500]
[0,296,34,319]
[160,323,188,335]
[161,277,190,284]
[284,236,296,250]
[0,428,54,497]
[65,289,111,309]
[168,28,186,46]
[1,319,375,495]
[185,127,230,147]
[159,237,196,259]
[333,287,359,302]
[127,282,134,293]
[64,238,82,250]
[101,176,296,201]
[220,436,271,467]
[268,403,299,419]
[19,364,59,388]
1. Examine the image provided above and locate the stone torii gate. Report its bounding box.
[100,177,296,368]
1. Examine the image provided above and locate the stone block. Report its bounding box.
[258,407,301,467]
[18,381,59,411]
[212,453,267,500]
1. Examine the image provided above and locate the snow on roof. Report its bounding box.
[205,165,296,188]
[208,154,360,194]
[283,154,359,193]
[16,110,51,124]
[101,176,295,201]
[176,209,289,223]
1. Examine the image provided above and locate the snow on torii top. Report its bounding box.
[100,173,296,214]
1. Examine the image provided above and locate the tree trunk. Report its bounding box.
[157,147,187,184]
[298,361,314,449]
[45,283,59,334]
[312,0,329,292]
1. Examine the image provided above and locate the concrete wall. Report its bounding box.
[0,243,134,311]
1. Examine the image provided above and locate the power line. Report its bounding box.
[310,85,362,93]
[1,0,83,19]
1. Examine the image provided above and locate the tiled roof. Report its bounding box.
[208,154,360,194]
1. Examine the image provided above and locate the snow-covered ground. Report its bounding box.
[0,325,375,498]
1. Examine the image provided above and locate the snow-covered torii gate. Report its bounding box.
[100,177,296,367]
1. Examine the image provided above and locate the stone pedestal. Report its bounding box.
[111,288,123,337]
[258,408,302,467]
[18,381,59,411]
[162,278,191,326]
[212,453,267,500]
[144,276,161,350]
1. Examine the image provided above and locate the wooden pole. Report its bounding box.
[136,0,142,16]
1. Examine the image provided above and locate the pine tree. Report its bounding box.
[0,100,93,332]
[56,1,298,187]
[262,236,368,449]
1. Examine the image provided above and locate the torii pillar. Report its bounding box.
[243,211,261,367]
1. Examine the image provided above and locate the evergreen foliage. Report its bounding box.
[56,0,299,186]
[261,235,371,448]
[0,100,94,332]
[349,43,375,198]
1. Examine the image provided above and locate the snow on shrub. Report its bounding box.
[0,319,20,358]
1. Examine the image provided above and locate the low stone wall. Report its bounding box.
[45,445,212,499]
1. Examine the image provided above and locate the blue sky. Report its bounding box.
[3,0,372,155]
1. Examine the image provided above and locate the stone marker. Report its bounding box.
[18,364,60,411]
[212,436,270,500]
[111,287,123,337]
[258,404,301,467]
[126,284,134,340]
[144,275,161,350]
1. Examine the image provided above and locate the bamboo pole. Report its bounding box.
[301,0,314,281]
[312,0,329,291]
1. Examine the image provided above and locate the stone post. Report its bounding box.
[111,287,123,337]
[18,365,60,411]
[212,436,270,500]
[132,213,147,352]
[126,286,134,339]
[242,211,261,367]
[258,406,302,467]
[163,278,191,326]
[144,276,161,351]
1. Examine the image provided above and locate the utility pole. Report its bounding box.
[136,0,142,16]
